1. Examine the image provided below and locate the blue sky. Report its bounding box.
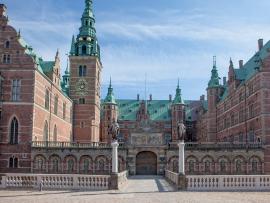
[2,0,270,100]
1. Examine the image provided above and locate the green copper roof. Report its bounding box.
[104,79,117,105]
[173,80,183,104]
[220,40,270,101]
[70,0,101,58]
[208,56,221,88]
[101,99,204,122]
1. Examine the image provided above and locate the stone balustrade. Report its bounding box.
[169,142,263,150]
[187,175,270,191]
[32,141,126,149]
[165,169,179,186]
[165,170,270,191]
[1,173,110,190]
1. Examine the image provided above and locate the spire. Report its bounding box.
[71,0,100,58]
[173,79,183,104]
[104,78,117,105]
[208,56,220,88]
[70,35,75,55]
[229,57,234,68]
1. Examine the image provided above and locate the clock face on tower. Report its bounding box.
[76,79,88,95]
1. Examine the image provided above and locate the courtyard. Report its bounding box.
[0,176,270,203]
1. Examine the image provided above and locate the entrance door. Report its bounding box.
[136,151,157,175]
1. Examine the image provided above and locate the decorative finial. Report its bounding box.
[18,29,21,38]
[213,56,216,67]
[177,78,180,89]
[109,76,112,88]
[230,57,234,67]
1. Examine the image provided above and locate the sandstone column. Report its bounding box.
[111,141,119,174]
[178,141,185,175]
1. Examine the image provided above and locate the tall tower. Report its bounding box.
[171,80,185,141]
[206,56,222,142]
[101,79,118,143]
[69,0,102,142]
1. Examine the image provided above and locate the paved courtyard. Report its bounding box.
[0,176,270,203]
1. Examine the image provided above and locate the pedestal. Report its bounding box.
[178,141,185,175]
[111,140,119,174]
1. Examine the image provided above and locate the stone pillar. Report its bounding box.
[111,141,119,174]
[178,141,185,175]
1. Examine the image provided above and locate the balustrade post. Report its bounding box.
[1,176,6,188]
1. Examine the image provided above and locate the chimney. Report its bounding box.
[169,94,172,102]
[239,60,244,69]
[200,95,205,101]
[223,77,227,86]
[149,94,152,101]
[258,39,264,51]
[137,94,140,101]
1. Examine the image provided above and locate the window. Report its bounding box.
[189,161,195,173]
[249,104,254,118]
[80,122,85,128]
[52,158,59,173]
[82,45,87,55]
[236,160,242,173]
[10,117,18,144]
[5,41,10,48]
[239,133,244,143]
[204,161,210,173]
[79,98,85,104]
[67,159,74,173]
[43,121,49,141]
[79,65,87,77]
[220,160,226,173]
[54,95,58,115]
[3,54,11,64]
[63,102,66,120]
[45,89,50,110]
[83,159,90,174]
[9,157,18,168]
[252,160,257,173]
[231,114,235,126]
[248,130,255,143]
[12,79,21,101]
[53,125,57,142]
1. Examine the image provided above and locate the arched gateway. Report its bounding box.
[136,151,157,175]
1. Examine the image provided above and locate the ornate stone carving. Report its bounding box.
[109,119,120,141]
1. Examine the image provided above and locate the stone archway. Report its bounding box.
[136,151,157,175]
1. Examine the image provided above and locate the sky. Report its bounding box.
[2,0,270,100]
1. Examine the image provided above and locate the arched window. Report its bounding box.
[79,65,87,77]
[82,45,87,55]
[236,160,242,173]
[204,161,210,173]
[189,160,195,173]
[52,158,59,173]
[43,121,49,141]
[220,160,226,173]
[54,95,58,115]
[68,159,74,173]
[45,89,50,110]
[83,159,90,174]
[252,160,257,173]
[10,117,18,144]
[53,125,57,142]
[5,41,10,48]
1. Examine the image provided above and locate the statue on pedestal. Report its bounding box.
[177,122,186,141]
[109,119,120,141]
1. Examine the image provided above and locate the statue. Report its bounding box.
[109,119,120,141]
[177,122,186,141]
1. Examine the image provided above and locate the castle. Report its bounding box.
[0,0,268,176]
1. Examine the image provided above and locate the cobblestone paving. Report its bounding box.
[0,176,270,203]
